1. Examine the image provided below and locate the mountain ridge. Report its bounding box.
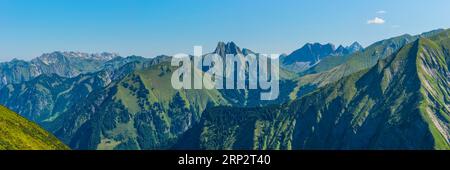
[281,42,363,73]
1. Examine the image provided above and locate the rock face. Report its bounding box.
[348,42,364,53]
[176,30,450,150]
[0,105,69,150]
[334,42,363,56]
[282,43,336,72]
[214,41,243,57]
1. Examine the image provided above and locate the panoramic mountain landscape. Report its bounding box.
[0,29,449,150]
[1,1,450,153]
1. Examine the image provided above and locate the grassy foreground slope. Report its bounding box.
[0,105,69,150]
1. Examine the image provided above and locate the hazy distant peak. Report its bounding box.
[37,51,119,63]
[348,42,364,53]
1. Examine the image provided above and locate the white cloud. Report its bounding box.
[376,10,387,14]
[367,17,385,24]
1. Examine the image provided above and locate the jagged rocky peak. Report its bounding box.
[304,42,336,52]
[35,51,69,64]
[283,42,336,65]
[281,41,364,73]
[214,41,243,57]
[300,42,336,57]
[334,42,363,55]
[348,41,363,53]
[335,45,349,55]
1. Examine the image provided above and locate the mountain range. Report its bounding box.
[175,29,450,150]
[0,52,120,87]
[0,28,449,150]
[281,42,363,73]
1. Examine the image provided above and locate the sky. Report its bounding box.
[1,0,450,61]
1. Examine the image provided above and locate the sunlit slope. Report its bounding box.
[0,105,69,150]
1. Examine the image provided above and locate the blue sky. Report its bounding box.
[1,0,450,61]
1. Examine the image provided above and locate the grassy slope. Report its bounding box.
[415,37,450,149]
[0,105,69,150]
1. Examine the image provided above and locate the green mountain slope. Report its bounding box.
[176,30,450,150]
[53,61,229,150]
[0,105,69,150]
[0,73,110,124]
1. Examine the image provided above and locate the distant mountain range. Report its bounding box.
[281,42,363,73]
[0,52,120,87]
[0,28,448,150]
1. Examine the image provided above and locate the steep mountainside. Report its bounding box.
[53,61,229,150]
[0,105,68,150]
[0,72,111,124]
[176,30,450,150]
